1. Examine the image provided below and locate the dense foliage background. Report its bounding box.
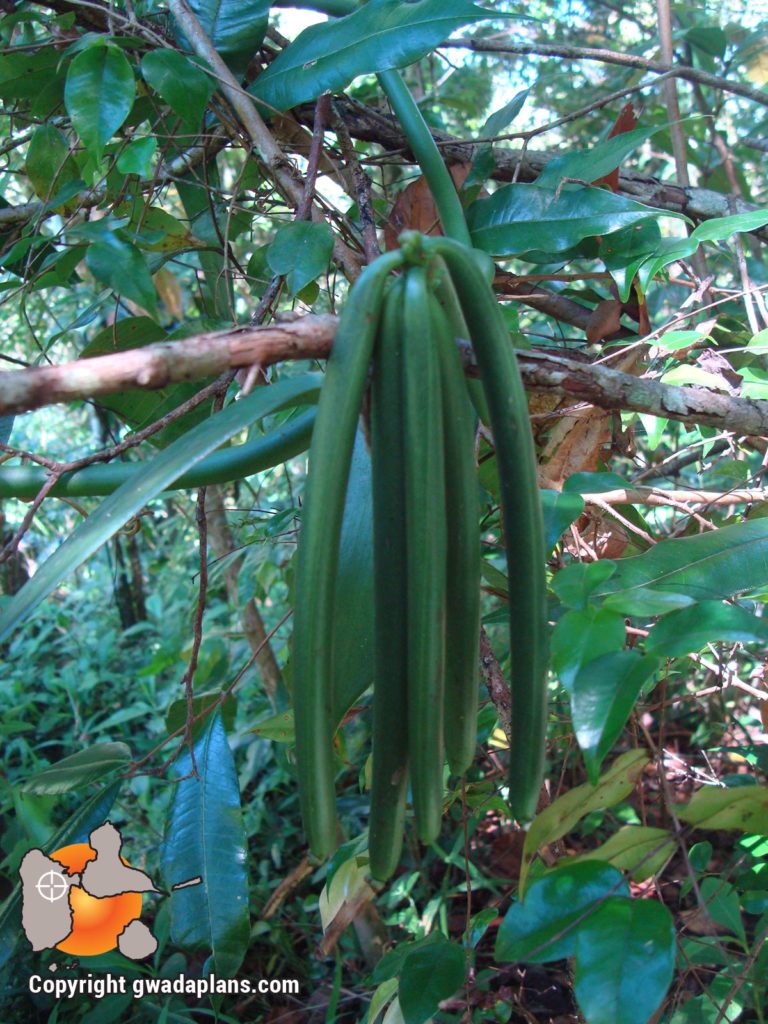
[0,0,767,1021]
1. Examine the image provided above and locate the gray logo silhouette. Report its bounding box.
[35,870,69,903]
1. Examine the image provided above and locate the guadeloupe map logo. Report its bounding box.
[18,819,200,959]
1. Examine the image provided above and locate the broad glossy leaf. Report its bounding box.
[0,374,320,643]
[677,784,768,832]
[571,650,660,783]
[19,743,131,795]
[602,587,696,617]
[251,0,492,111]
[399,935,465,1024]
[141,49,214,130]
[467,184,664,257]
[496,861,629,964]
[646,600,768,658]
[86,234,158,317]
[64,45,135,160]
[537,125,660,190]
[175,0,270,78]
[0,781,121,967]
[267,221,334,296]
[540,489,584,556]
[568,825,675,881]
[551,606,627,692]
[161,712,249,976]
[574,898,675,1024]
[115,136,156,177]
[520,750,648,892]
[552,559,617,610]
[595,518,768,602]
[25,125,81,201]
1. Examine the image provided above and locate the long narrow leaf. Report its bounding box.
[160,712,249,976]
[0,374,320,642]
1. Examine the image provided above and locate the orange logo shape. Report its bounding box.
[49,843,143,956]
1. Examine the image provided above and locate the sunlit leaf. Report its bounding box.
[251,0,493,110]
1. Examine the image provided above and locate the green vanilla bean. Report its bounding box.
[377,69,473,247]
[424,235,548,825]
[0,410,316,500]
[293,249,404,859]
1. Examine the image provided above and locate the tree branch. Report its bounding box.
[306,98,760,227]
[4,315,768,438]
[166,0,361,281]
[444,35,768,110]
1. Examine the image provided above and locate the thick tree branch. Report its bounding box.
[3,315,768,438]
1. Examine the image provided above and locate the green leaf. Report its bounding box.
[536,125,661,190]
[551,606,627,692]
[602,587,696,617]
[165,691,237,742]
[64,45,135,160]
[175,0,270,78]
[250,0,492,111]
[398,935,465,1024]
[495,861,629,964]
[85,233,158,317]
[249,709,295,742]
[677,784,768,832]
[573,898,675,1024]
[368,978,399,1024]
[160,712,249,976]
[594,518,768,602]
[552,559,617,610]
[116,136,156,176]
[466,89,529,187]
[467,184,668,258]
[140,49,214,130]
[267,221,334,296]
[640,208,768,285]
[0,374,320,643]
[699,878,746,944]
[25,124,81,201]
[19,743,131,795]
[540,488,584,556]
[0,781,121,967]
[572,650,659,783]
[568,825,675,881]
[520,750,648,892]
[686,25,727,58]
[646,600,768,658]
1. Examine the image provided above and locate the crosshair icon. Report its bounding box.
[36,870,69,903]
